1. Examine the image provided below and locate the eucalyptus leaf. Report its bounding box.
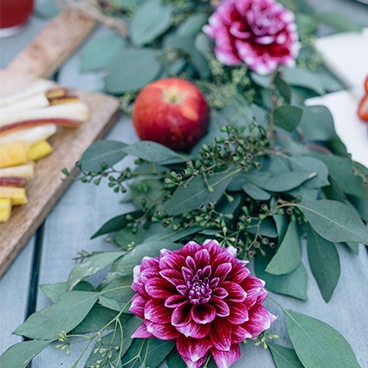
[14,291,98,340]
[165,171,237,216]
[297,200,368,244]
[68,252,124,290]
[246,171,316,192]
[283,67,325,95]
[287,185,318,201]
[268,342,304,368]
[80,140,127,172]
[247,217,278,238]
[307,228,340,302]
[344,242,359,255]
[91,210,143,239]
[98,273,135,303]
[275,75,291,103]
[81,35,126,72]
[105,49,162,94]
[273,105,303,132]
[314,12,363,32]
[283,309,360,368]
[166,349,187,368]
[40,282,68,303]
[299,105,337,141]
[289,155,329,188]
[0,340,51,368]
[295,13,318,35]
[129,0,172,46]
[255,249,307,300]
[242,179,271,200]
[252,104,269,129]
[123,141,188,163]
[266,221,301,275]
[112,241,180,276]
[178,13,208,37]
[145,339,176,367]
[99,296,128,312]
[146,226,202,242]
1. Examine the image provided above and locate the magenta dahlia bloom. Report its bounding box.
[130,240,276,368]
[203,0,300,74]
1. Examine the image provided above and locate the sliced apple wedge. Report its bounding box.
[0,124,57,145]
[45,88,68,99]
[0,164,34,180]
[0,177,26,187]
[0,100,88,128]
[0,119,80,136]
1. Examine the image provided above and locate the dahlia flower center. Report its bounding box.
[188,269,212,305]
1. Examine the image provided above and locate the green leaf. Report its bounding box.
[266,221,301,275]
[129,0,172,46]
[297,200,368,244]
[275,75,291,103]
[287,185,318,201]
[68,252,124,290]
[35,0,60,18]
[252,104,269,129]
[295,13,318,35]
[246,171,316,192]
[178,13,208,37]
[80,35,126,72]
[242,179,271,200]
[165,171,237,216]
[345,242,359,255]
[99,296,129,312]
[112,241,180,276]
[307,228,340,302]
[274,105,303,132]
[268,342,304,368]
[166,349,187,368]
[314,12,363,32]
[247,217,278,238]
[283,67,325,95]
[14,291,98,340]
[40,282,68,303]
[123,141,188,163]
[80,140,127,172]
[98,273,135,303]
[105,49,162,93]
[283,309,360,368]
[146,226,201,243]
[289,155,329,188]
[73,304,119,334]
[348,195,368,222]
[299,105,337,141]
[85,316,142,367]
[254,249,307,300]
[0,340,51,368]
[91,210,143,239]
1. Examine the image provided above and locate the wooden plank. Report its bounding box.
[0,89,120,278]
[0,237,35,355]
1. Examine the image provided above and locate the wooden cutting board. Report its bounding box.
[0,13,121,278]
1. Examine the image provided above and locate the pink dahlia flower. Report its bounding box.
[130,240,277,368]
[203,0,300,74]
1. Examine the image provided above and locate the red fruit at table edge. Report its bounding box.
[365,75,368,93]
[358,94,368,122]
[132,78,210,152]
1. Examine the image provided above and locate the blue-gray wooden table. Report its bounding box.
[1,0,368,366]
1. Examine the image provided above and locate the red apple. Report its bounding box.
[132,78,210,151]
[0,177,26,187]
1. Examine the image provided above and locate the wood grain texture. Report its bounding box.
[0,89,120,278]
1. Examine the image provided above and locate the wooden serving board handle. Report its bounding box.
[4,12,96,81]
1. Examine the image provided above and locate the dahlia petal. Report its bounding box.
[159,252,186,270]
[140,256,159,271]
[182,267,195,283]
[223,282,247,302]
[209,318,233,351]
[131,323,154,339]
[227,301,249,325]
[160,269,184,287]
[144,298,172,324]
[202,239,223,258]
[211,252,235,271]
[232,325,252,344]
[145,277,176,299]
[129,294,147,319]
[181,241,201,257]
[165,294,189,308]
[209,297,230,317]
[186,256,197,271]
[140,265,160,281]
[242,305,277,338]
[177,284,188,296]
[203,265,212,279]
[191,304,217,324]
[213,262,232,281]
[227,264,250,283]
[182,353,208,368]
[194,249,211,269]
[176,335,213,363]
[215,47,241,66]
[176,320,211,338]
[210,277,220,289]
[241,275,265,291]
[172,301,192,326]
[212,287,228,299]
[211,344,241,368]
[145,321,180,340]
